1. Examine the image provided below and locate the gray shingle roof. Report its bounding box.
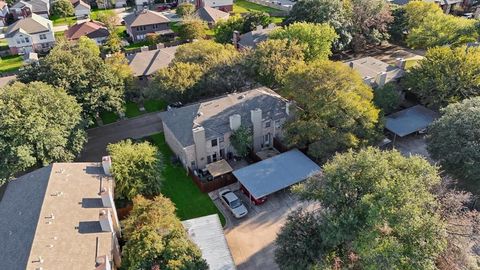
[124,10,170,27]
[127,46,178,76]
[344,56,405,85]
[195,6,229,23]
[160,87,288,147]
[12,0,49,13]
[238,25,277,49]
[5,13,51,37]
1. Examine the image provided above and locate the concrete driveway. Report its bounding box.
[212,186,319,270]
[78,112,163,162]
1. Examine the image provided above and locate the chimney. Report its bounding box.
[102,156,112,176]
[193,126,207,169]
[99,210,114,232]
[229,114,241,131]
[140,46,149,52]
[232,30,240,48]
[256,25,263,31]
[95,255,111,270]
[395,58,406,70]
[250,109,262,152]
[375,72,387,87]
[156,43,165,49]
[100,188,122,236]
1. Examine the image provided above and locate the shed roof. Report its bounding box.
[233,149,321,199]
[206,159,233,177]
[385,105,438,137]
[182,214,236,270]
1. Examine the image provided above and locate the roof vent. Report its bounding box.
[196,112,203,117]
[238,95,245,100]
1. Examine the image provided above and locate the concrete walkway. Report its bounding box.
[78,112,163,162]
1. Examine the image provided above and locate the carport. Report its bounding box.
[232,149,321,204]
[385,105,438,144]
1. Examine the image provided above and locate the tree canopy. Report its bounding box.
[177,17,207,41]
[281,60,380,162]
[122,195,208,270]
[176,3,195,17]
[230,126,253,158]
[52,0,74,19]
[18,38,125,117]
[427,97,480,191]
[269,22,337,62]
[276,148,447,269]
[0,82,85,183]
[213,12,272,44]
[404,46,480,108]
[107,140,164,200]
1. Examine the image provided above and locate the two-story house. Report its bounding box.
[71,0,91,19]
[5,13,54,55]
[124,10,172,42]
[10,0,49,19]
[0,159,122,270]
[65,20,109,45]
[195,0,233,12]
[0,1,9,27]
[160,87,290,170]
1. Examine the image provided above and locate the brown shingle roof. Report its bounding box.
[65,20,109,40]
[124,10,170,27]
[127,46,178,76]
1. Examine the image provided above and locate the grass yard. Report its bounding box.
[233,0,283,14]
[124,40,153,51]
[0,55,24,73]
[144,99,167,112]
[125,101,144,118]
[405,58,420,70]
[0,39,8,51]
[50,15,77,26]
[100,111,119,124]
[54,31,65,38]
[149,133,226,225]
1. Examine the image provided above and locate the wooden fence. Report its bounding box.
[188,169,237,193]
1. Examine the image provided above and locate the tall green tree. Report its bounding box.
[122,195,208,270]
[213,16,244,44]
[107,140,164,200]
[404,46,480,108]
[282,60,380,162]
[276,148,447,269]
[427,97,480,192]
[77,36,100,56]
[246,39,304,88]
[269,22,337,61]
[173,40,239,68]
[373,83,401,115]
[18,38,125,117]
[52,0,74,20]
[241,11,272,33]
[176,3,195,17]
[403,1,444,30]
[0,82,85,183]
[230,126,253,158]
[177,17,207,41]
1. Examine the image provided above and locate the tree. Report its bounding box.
[173,40,239,68]
[403,1,443,30]
[214,16,244,44]
[122,195,208,270]
[230,126,252,158]
[18,38,125,117]
[373,83,401,115]
[95,10,120,30]
[404,46,480,108]
[349,0,393,52]
[282,60,380,162]
[107,140,164,200]
[0,82,85,183]
[177,17,207,41]
[105,53,136,99]
[388,5,408,44]
[285,0,351,51]
[241,11,272,33]
[52,0,74,20]
[77,36,100,56]
[176,3,195,17]
[246,39,304,88]
[427,97,480,189]
[269,22,337,61]
[276,148,447,269]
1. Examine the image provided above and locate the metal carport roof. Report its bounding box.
[232,149,321,199]
[385,105,438,137]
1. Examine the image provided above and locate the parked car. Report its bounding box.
[157,5,169,11]
[219,189,248,218]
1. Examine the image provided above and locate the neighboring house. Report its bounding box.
[160,87,290,170]
[124,10,172,42]
[233,24,278,50]
[195,5,229,26]
[195,0,233,12]
[344,56,406,87]
[182,214,236,270]
[126,45,178,80]
[10,0,49,19]
[134,0,153,8]
[5,13,55,55]
[65,20,109,44]
[389,0,464,13]
[0,1,9,27]
[71,0,91,19]
[0,160,122,270]
[96,0,126,8]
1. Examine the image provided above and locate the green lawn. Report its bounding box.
[233,0,283,14]
[0,55,24,73]
[54,31,65,38]
[125,101,143,118]
[144,99,167,112]
[50,14,77,26]
[149,133,226,225]
[124,40,153,52]
[405,58,420,70]
[100,111,119,124]
[0,39,8,51]
[91,8,118,20]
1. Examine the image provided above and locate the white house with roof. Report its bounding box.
[0,1,9,27]
[71,0,90,19]
[10,0,49,19]
[160,87,290,170]
[5,13,54,55]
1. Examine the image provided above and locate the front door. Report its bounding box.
[220,148,225,159]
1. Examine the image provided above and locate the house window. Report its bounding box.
[41,43,49,48]
[211,139,218,147]
[265,120,271,128]
[39,34,47,40]
[212,153,217,162]
[24,37,29,43]
[207,155,212,164]
[152,24,158,29]
[275,120,281,128]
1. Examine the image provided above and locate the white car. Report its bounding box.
[219,189,248,218]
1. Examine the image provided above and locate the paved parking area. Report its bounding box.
[212,185,319,270]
